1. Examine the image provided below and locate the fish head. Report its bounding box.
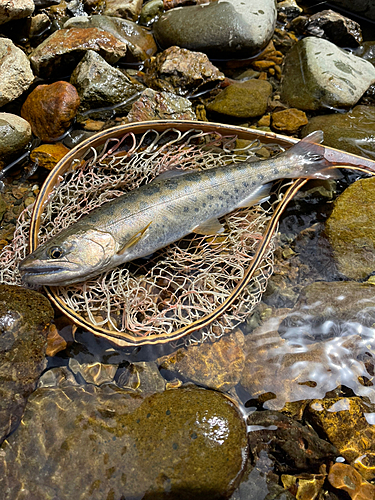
[19,228,116,286]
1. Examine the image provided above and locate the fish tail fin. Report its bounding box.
[282,131,341,180]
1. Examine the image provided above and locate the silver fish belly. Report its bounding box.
[19,131,333,286]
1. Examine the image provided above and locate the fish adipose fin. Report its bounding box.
[283,130,341,180]
[117,221,152,255]
[192,218,225,235]
[236,182,272,209]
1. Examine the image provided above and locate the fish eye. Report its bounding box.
[49,246,64,259]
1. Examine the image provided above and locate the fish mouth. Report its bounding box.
[19,259,82,285]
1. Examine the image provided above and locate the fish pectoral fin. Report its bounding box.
[153,168,193,181]
[236,182,272,209]
[192,218,225,235]
[117,221,152,255]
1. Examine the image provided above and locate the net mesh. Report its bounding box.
[0,127,283,345]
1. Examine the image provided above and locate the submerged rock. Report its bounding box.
[21,81,80,142]
[325,176,375,280]
[280,37,375,111]
[30,27,128,78]
[328,463,375,499]
[271,108,308,134]
[125,88,196,121]
[0,285,54,445]
[0,38,34,107]
[301,105,375,159]
[0,385,248,499]
[144,45,224,97]
[0,113,32,169]
[153,0,277,59]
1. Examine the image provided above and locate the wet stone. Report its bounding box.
[271,108,308,134]
[302,105,375,160]
[103,0,143,21]
[70,50,144,117]
[28,12,51,39]
[0,285,54,445]
[247,410,337,473]
[30,27,128,78]
[328,463,375,499]
[69,358,118,385]
[281,472,326,499]
[125,88,196,122]
[29,142,70,170]
[0,385,248,499]
[46,324,68,356]
[116,361,166,394]
[280,37,375,111]
[0,38,34,107]
[0,113,32,169]
[64,14,157,61]
[0,0,34,25]
[158,330,245,392]
[325,176,375,280]
[207,79,272,119]
[153,0,277,59]
[355,41,375,67]
[139,0,164,26]
[144,45,224,97]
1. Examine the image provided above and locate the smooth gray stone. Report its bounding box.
[0,113,31,166]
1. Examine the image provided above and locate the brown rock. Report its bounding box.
[104,0,143,21]
[46,324,67,356]
[158,330,245,392]
[271,108,308,134]
[30,27,128,78]
[21,81,80,142]
[144,45,224,97]
[328,463,375,499]
[29,142,70,170]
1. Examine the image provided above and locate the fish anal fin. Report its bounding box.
[117,221,152,255]
[192,218,225,235]
[237,182,272,209]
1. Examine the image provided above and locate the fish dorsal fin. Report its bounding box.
[153,169,194,181]
[117,221,152,255]
[192,217,225,235]
[236,182,272,209]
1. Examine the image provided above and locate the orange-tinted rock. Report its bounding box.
[271,108,308,134]
[29,142,70,170]
[30,27,128,78]
[328,463,375,499]
[21,81,80,142]
[46,324,67,357]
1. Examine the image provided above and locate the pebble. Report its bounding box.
[0,113,32,168]
[328,463,375,499]
[46,324,68,356]
[144,45,224,97]
[0,285,54,446]
[0,38,34,107]
[28,12,51,39]
[103,0,143,21]
[64,14,157,61]
[206,79,272,118]
[21,81,80,142]
[271,108,308,134]
[139,0,164,25]
[125,88,196,122]
[302,105,375,159]
[280,36,375,111]
[116,361,166,394]
[153,0,277,59]
[0,385,248,499]
[70,50,144,117]
[0,0,34,25]
[30,27,128,78]
[29,142,70,170]
[325,176,375,280]
[158,330,245,392]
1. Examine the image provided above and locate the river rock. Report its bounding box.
[271,108,308,134]
[280,37,375,111]
[126,88,196,121]
[139,0,164,25]
[0,113,32,168]
[325,176,375,280]
[328,463,375,499]
[302,10,363,47]
[0,385,248,499]
[116,361,166,394]
[0,0,34,25]
[0,38,34,107]
[329,0,375,21]
[70,50,144,117]
[103,0,142,20]
[64,14,157,61]
[144,45,224,97]
[29,142,70,170]
[153,0,277,59]
[21,81,80,142]
[158,330,245,392]
[207,79,272,118]
[355,41,375,67]
[301,105,375,159]
[0,285,54,445]
[30,27,128,78]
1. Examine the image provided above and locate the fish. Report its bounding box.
[19,130,341,286]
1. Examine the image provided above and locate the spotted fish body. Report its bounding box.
[19,131,333,286]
